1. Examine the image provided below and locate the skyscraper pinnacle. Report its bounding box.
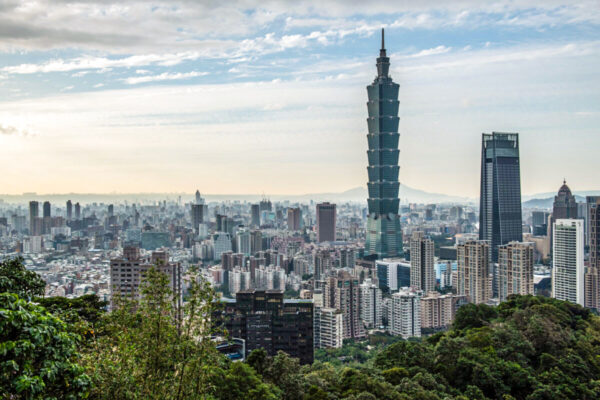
[376,28,390,78]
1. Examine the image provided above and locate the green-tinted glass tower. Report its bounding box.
[365,29,403,259]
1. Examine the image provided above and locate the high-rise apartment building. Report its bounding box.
[389,288,421,338]
[314,249,332,280]
[220,290,313,364]
[74,202,81,220]
[479,132,523,262]
[365,29,402,259]
[497,241,534,302]
[236,228,252,256]
[314,308,343,349]
[323,271,364,339]
[457,240,492,304]
[410,231,435,293]
[420,292,466,330]
[110,248,182,310]
[287,207,302,231]
[359,278,382,329]
[316,202,336,243]
[552,219,584,306]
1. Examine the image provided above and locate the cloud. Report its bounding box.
[1,1,597,55]
[122,71,209,84]
[404,45,452,58]
[0,124,31,136]
[2,52,204,74]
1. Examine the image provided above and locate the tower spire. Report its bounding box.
[376,27,389,78]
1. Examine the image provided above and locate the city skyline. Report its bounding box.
[1,1,599,196]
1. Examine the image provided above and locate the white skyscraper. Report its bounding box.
[552,219,584,306]
[389,288,421,339]
[359,278,382,329]
[314,308,343,349]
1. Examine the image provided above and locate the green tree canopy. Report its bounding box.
[0,257,45,299]
[0,292,91,399]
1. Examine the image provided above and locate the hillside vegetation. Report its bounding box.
[2,258,600,399]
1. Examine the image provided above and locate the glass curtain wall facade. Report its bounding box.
[365,29,402,259]
[479,132,523,262]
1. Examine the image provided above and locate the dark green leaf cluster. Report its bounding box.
[0,292,91,399]
[0,257,45,299]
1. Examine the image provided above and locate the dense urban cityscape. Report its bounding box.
[2,1,600,399]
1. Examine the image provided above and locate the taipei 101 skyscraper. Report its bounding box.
[365,29,403,259]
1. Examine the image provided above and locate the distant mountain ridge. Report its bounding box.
[0,185,473,205]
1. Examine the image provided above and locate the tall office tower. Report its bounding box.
[457,240,492,304]
[585,198,600,310]
[586,196,600,247]
[220,290,314,364]
[190,204,204,234]
[365,29,403,259]
[287,207,302,231]
[552,219,584,306]
[110,248,182,310]
[316,202,336,243]
[42,201,51,218]
[359,278,382,329]
[29,201,39,234]
[195,189,201,204]
[420,292,466,330]
[314,308,343,349]
[324,271,365,339]
[74,202,81,220]
[259,197,272,212]
[250,204,260,227]
[553,181,578,220]
[107,204,114,218]
[531,211,549,235]
[409,231,435,293]
[390,288,421,338]
[497,241,534,302]
[479,132,523,263]
[250,230,262,253]
[66,200,73,220]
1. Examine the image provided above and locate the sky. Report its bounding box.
[0,0,599,197]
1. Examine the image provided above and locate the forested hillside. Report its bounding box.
[2,258,600,399]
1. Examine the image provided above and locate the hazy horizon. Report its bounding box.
[1,1,599,197]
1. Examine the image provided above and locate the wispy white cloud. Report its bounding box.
[0,124,31,137]
[122,71,208,84]
[2,52,203,74]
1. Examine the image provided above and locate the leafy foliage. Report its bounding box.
[81,266,226,399]
[0,257,45,299]
[0,292,91,399]
[3,254,600,400]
